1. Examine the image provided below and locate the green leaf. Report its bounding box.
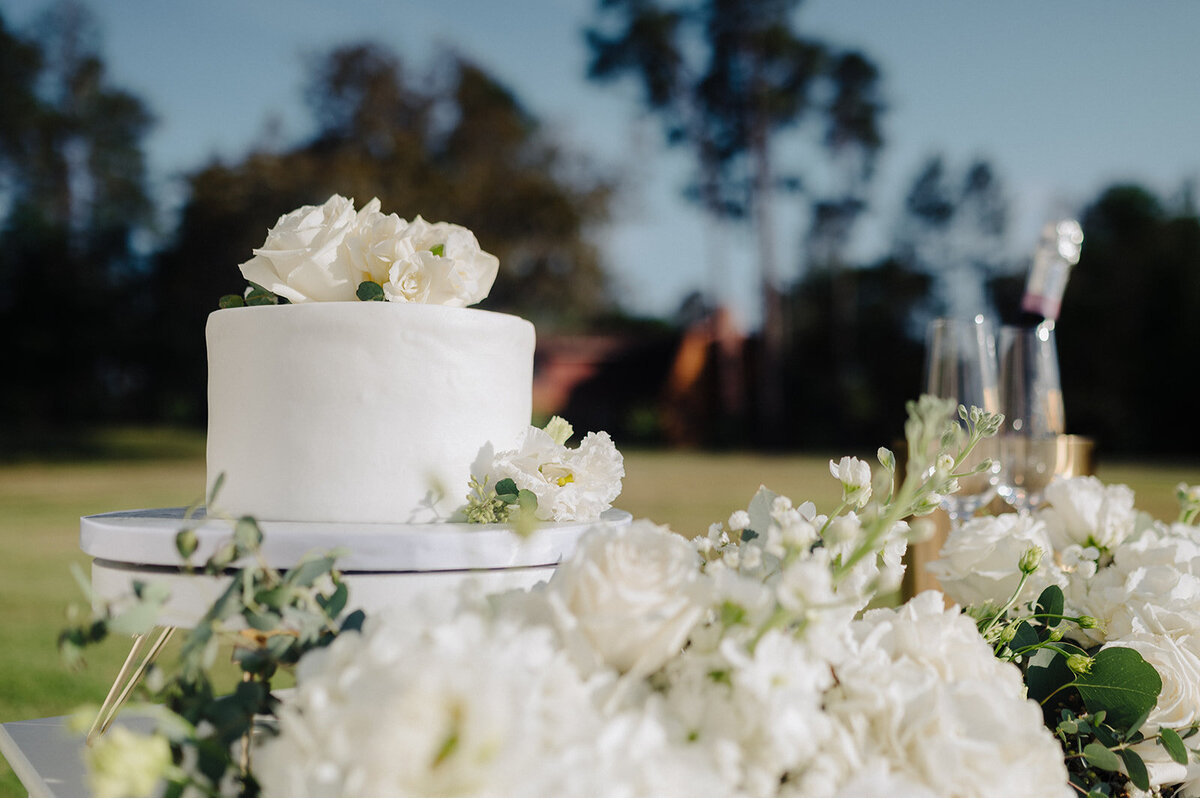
[233,517,263,554]
[1075,646,1163,733]
[1009,619,1041,652]
[495,478,519,497]
[1025,642,1086,704]
[218,294,245,309]
[1082,741,1123,772]
[740,529,759,542]
[285,555,339,588]
[1120,747,1150,791]
[1035,584,1064,622]
[517,489,537,512]
[208,472,226,507]
[356,281,385,301]
[317,581,349,619]
[175,528,198,561]
[1160,727,1190,765]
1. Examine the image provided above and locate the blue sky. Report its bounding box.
[4,0,1199,326]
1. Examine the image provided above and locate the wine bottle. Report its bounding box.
[1019,219,1083,324]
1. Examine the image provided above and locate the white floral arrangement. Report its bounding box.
[465,416,625,524]
[225,194,499,307]
[66,397,1200,798]
[932,477,1200,796]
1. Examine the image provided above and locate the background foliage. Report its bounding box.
[2,2,1199,457]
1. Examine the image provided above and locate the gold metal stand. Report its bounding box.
[86,626,176,745]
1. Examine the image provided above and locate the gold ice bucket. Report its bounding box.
[900,434,1095,600]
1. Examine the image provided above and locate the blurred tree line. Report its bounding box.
[2,2,1198,458]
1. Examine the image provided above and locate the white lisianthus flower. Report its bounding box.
[380,215,499,307]
[488,426,624,522]
[85,725,173,798]
[1041,475,1138,552]
[239,194,368,302]
[545,520,711,678]
[928,513,1062,610]
[829,456,872,508]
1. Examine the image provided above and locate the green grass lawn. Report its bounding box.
[1,432,1198,796]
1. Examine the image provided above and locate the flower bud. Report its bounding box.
[1077,616,1101,630]
[1066,653,1094,675]
[1019,546,1043,575]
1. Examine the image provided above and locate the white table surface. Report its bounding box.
[0,715,155,798]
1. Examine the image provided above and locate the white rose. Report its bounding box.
[927,513,1060,610]
[1107,634,1200,734]
[382,215,498,307]
[546,520,711,678]
[239,194,370,302]
[1041,475,1137,552]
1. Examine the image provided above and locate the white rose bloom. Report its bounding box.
[1106,633,1200,733]
[255,611,599,798]
[928,513,1062,610]
[545,520,711,678]
[239,194,367,303]
[341,206,408,286]
[381,215,498,307]
[1041,475,1138,551]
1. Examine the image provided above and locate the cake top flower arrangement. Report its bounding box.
[220,194,499,308]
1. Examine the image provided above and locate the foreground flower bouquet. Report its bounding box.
[60,397,1191,797]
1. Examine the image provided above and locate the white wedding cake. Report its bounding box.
[203,194,622,526]
[207,302,534,523]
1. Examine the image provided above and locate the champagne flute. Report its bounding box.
[996,322,1065,512]
[923,316,1001,526]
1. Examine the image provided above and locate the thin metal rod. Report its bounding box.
[86,626,176,745]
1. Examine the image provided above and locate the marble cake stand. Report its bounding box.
[73,507,631,747]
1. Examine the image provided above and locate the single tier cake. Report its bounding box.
[206,301,535,523]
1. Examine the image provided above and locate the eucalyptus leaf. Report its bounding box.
[285,555,339,588]
[233,517,263,553]
[495,478,519,497]
[1159,727,1190,765]
[1035,584,1065,622]
[1075,646,1162,733]
[1120,747,1150,791]
[176,528,198,561]
[1024,642,1086,704]
[1082,741,1123,772]
[356,281,385,302]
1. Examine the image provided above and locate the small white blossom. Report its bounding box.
[829,456,873,508]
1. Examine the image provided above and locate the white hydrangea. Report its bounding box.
[824,592,1073,798]
[255,611,600,798]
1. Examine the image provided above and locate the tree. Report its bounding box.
[150,44,615,422]
[586,0,884,443]
[0,1,155,444]
[894,155,1010,323]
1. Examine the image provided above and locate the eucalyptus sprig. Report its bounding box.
[60,505,357,798]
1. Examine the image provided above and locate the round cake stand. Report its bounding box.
[78,506,632,741]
